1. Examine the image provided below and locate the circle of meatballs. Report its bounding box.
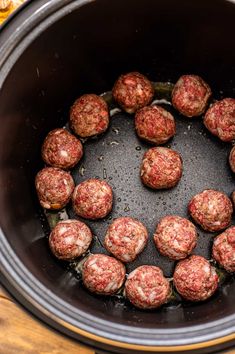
[36,71,235,310]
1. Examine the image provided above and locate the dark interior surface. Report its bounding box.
[0,0,235,339]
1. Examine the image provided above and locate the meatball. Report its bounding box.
[35,167,75,210]
[173,255,219,301]
[204,98,235,142]
[188,189,233,232]
[135,105,176,145]
[112,72,154,114]
[72,179,113,219]
[104,217,148,263]
[41,128,83,169]
[49,219,92,261]
[172,75,211,117]
[140,147,183,189]
[212,226,235,273]
[125,265,171,309]
[82,254,126,295]
[154,216,197,260]
[229,146,235,173]
[70,94,109,137]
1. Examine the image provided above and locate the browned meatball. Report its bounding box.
[188,189,233,232]
[35,167,75,210]
[135,105,176,145]
[49,219,92,261]
[140,147,183,189]
[70,94,109,137]
[212,226,235,273]
[154,216,197,260]
[204,98,235,142]
[82,254,126,295]
[72,179,113,220]
[125,265,171,309]
[41,128,83,169]
[229,146,235,173]
[172,75,211,117]
[173,255,219,301]
[104,217,148,262]
[112,72,154,113]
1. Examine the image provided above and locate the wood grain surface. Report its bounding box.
[0,286,95,354]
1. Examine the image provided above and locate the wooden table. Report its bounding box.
[0,286,95,354]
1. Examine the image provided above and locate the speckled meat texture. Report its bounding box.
[173,255,219,301]
[125,265,171,309]
[188,189,233,232]
[104,217,148,262]
[140,147,183,189]
[204,98,235,142]
[154,215,197,260]
[229,146,235,173]
[82,254,126,295]
[41,128,83,169]
[135,105,176,145]
[70,94,109,137]
[212,226,235,273]
[72,178,113,219]
[35,167,75,210]
[49,219,92,261]
[172,75,211,117]
[112,72,154,114]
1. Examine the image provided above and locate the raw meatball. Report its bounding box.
[72,179,113,219]
[154,216,197,260]
[212,226,235,273]
[104,217,148,262]
[49,219,92,261]
[172,75,211,117]
[112,72,154,114]
[125,265,171,309]
[70,94,109,137]
[204,98,235,142]
[173,255,219,301]
[135,105,176,145]
[188,189,233,232]
[229,146,235,173]
[35,167,75,210]
[140,147,183,189]
[41,128,83,169]
[82,254,126,295]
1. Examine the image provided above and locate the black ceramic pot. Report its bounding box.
[0,1,235,353]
